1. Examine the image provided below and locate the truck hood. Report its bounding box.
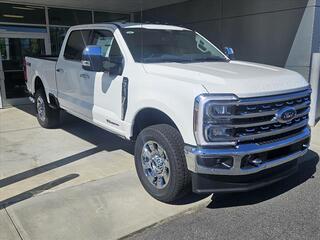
[143,61,309,98]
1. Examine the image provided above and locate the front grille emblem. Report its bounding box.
[275,106,297,123]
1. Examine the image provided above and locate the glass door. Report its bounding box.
[0,31,49,107]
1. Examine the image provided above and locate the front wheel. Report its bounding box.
[134,124,191,203]
[35,89,60,128]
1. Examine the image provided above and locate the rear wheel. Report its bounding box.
[35,89,60,128]
[134,124,191,203]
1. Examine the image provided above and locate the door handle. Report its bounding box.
[56,68,64,73]
[80,73,90,79]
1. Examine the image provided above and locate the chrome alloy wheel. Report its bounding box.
[36,95,46,122]
[141,141,170,189]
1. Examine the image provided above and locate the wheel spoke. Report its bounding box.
[142,147,152,159]
[148,142,156,153]
[157,147,166,158]
[141,140,170,189]
[141,159,151,170]
[163,169,169,184]
[146,173,156,185]
[156,176,165,188]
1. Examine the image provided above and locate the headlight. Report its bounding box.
[194,94,238,146]
[206,104,233,116]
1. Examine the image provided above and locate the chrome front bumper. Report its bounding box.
[184,127,310,176]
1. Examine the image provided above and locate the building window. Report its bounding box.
[94,11,130,23]
[0,38,7,60]
[48,8,92,26]
[50,27,69,56]
[0,3,45,24]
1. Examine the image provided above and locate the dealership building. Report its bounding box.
[0,0,319,123]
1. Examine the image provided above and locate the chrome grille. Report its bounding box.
[221,89,311,143]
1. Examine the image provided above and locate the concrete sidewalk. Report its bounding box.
[0,105,210,240]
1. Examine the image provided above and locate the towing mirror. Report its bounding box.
[223,47,235,60]
[81,45,106,72]
[81,45,123,75]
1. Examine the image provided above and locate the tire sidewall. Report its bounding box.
[35,90,49,127]
[134,126,183,201]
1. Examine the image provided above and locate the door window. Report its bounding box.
[63,30,91,61]
[90,30,123,61]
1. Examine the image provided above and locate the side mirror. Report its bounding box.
[81,45,106,72]
[81,45,123,75]
[223,47,235,60]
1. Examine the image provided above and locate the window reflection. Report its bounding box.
[50,27,69,56]
[48,8,92,26]
[94,12,130,23]
[0,3,45,24]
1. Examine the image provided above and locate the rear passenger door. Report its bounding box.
[56,29,93,119]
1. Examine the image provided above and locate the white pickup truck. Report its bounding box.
[25,22,311,203]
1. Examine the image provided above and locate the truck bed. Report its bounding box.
[25,56,58,98]
[29,55,58,62]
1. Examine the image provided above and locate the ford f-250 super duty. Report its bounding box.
[25,23,311,203]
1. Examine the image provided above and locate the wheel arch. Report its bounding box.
[34,76,45,93]
[130,107,181,141]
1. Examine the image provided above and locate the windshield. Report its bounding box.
[120,28,228,63]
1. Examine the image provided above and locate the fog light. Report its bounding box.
[241,154,262,168]
[198,157,233,169]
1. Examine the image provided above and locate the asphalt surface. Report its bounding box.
[127,149,320,240]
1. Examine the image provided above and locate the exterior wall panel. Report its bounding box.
[138,0,318,81]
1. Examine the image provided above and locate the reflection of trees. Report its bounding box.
[31,39,40,55]
[0,38,6,59]
[20,39,44,57]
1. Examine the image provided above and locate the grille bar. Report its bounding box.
[218,107,310,128]
[237,119,308,141]
[236,89,311,105]
[210,89,311,144]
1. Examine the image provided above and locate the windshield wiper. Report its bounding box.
[142,54,193,63]
[192,57,228,62]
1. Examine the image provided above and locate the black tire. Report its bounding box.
[35,89,60,128]
[134,124,191,203]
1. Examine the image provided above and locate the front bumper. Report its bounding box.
[184,127,310,193]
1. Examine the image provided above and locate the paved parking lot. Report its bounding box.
[129,125,320,240]
[0,105,319,240]
[0,105,210,240]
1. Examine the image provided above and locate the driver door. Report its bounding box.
[83,29,125,132]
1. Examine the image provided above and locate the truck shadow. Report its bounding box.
[0,174,79,209]
[11,105,210,205]
[207,150,319,209]
[11,105,319,206]
[15,104,134,154]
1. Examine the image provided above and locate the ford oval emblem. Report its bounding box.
[275,107,297,123]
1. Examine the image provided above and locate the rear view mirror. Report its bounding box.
[81,45,106,72]
[223,47,235,60]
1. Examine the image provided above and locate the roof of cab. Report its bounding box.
[70,22,190,31]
